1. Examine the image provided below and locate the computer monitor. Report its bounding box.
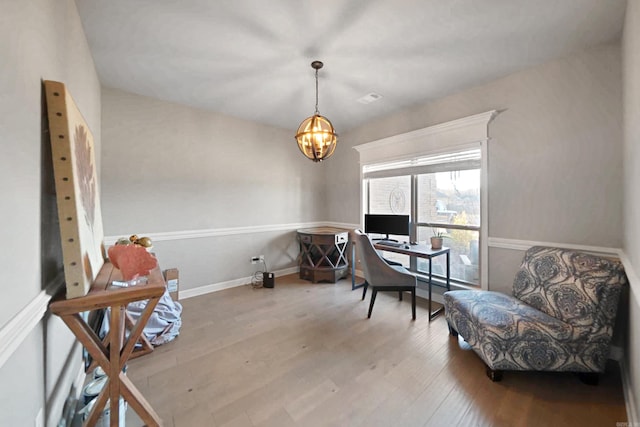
[364,214,410,240]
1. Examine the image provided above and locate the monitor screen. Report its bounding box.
[364,214,410,237]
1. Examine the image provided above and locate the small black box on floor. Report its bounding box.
[263,272,275,288]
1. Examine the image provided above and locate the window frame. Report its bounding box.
[354,111,498,289]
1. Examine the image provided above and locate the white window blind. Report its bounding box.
[363,148,481,179]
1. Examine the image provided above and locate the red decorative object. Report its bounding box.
[108,244,158,281]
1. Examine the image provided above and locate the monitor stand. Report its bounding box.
[373,234,398,245]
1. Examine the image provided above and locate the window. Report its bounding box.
[363,149,481,285]
[366,175,411,267]
[415,168,480,284]
[354,110,498,288]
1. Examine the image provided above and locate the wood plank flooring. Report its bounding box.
[125,274,628,427]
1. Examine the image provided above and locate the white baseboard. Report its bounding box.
[415,287,445,304]
[620,357,639,426]
[74,359,87,396]
[47,342,85,427]
[179,267,299,300]
[617,252,640,425]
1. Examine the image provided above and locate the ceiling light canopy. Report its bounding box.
[295,61,338,163]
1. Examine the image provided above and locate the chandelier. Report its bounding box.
[295,61,338,162]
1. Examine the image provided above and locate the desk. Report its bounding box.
[373,243,450,320]
[49,261,165,427]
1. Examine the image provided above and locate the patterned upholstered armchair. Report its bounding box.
[444,246,627,382]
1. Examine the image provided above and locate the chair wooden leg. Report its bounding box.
[447,322,458,337]
[411,289,416,320]
[578,372,599,386]
[398,291,403,301]
[368,289,378,318]
[362,283,368,300]
[486,367,503,382]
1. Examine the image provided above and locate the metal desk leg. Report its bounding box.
[428,257,433,318]
[446,251,451,291]
[351,242,365,290]
[429,254,445,321]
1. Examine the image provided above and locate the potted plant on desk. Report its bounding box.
[430,230,447,250]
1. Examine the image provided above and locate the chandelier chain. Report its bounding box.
[315,67,319,114]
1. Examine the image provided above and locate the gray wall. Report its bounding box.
[0,1,101,426]
[2,1,637,424]
[623,0,640,419]
[327,43,623,293]
[328,32,638,420]
[100,88,327,290]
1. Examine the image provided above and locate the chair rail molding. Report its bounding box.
[103,221,361,245]
[488,237,620,255]
[488,237,638,305]
[0,272,64,369]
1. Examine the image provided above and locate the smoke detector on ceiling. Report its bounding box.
[357,92,383,104]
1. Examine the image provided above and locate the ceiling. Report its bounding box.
[76,0,626,133]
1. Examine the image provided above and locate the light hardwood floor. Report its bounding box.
[125,274,628,427]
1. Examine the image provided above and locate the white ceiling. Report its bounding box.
[76,0,626,133]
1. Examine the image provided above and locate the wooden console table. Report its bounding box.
[49,261,165,427]
[297,227,349,283]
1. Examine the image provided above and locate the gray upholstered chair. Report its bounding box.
[354,230,417,319]
[444,246,627,383]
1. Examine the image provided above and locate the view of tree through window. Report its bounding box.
[417,169,480,284]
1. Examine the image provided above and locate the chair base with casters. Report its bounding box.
[444,246,627,383]
[353,230,418,320]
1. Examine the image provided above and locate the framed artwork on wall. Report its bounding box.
[44,80,105,299]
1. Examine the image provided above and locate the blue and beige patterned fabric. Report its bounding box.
[444,246,627,373]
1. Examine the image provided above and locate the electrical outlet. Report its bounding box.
[250,255,265,264]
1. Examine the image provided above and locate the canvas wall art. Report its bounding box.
[45,80,105,298]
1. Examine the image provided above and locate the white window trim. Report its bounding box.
[354,110,499,289]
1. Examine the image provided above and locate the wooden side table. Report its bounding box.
[49,261,165,427]
[297,227,349,283]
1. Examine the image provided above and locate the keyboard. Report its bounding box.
[376,240,402,247]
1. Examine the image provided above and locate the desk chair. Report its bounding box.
[354,230,417,320]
